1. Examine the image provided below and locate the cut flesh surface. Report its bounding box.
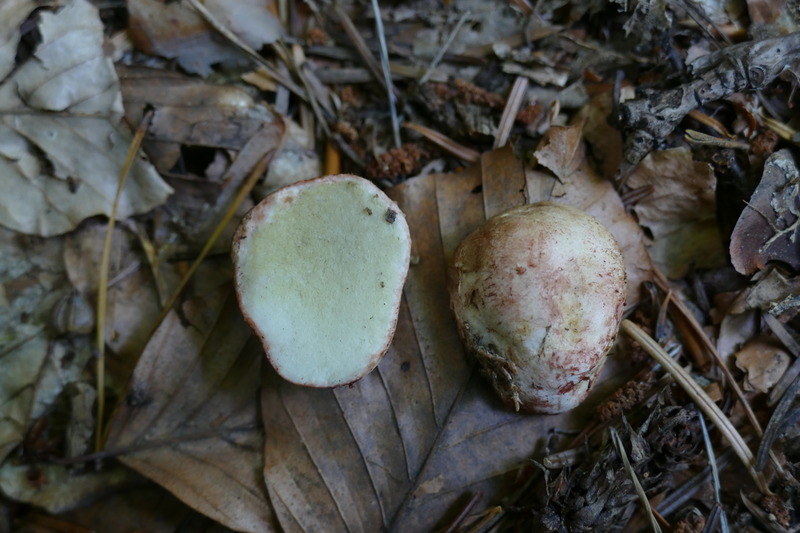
[233,174,411,387]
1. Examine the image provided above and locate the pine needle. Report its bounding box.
[95,110,153,452]
[370,0,401,148]
[609,426,662,533]
[621,320,770,495]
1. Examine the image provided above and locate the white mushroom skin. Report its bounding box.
[232,174,411,388]
[448,202,626,413]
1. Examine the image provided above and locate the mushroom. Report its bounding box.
[232,174,411,387]
[448,202,626,414]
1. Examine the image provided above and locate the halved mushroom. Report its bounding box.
[232,174,411,387]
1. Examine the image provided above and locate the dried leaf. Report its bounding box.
[530,123,654,305]
[261,146,643,531]
[0,227,93,464]
[0,463,136,514]
[106,288,275,533]
[627,147,727,278]
[730,149,800,275]
[735,339,791,393]
[63,483,239,533]
[0,0,36,80]
[63,221,163,385]
[0,0,172,236]
[118,66,281,174]
[728,267,800,316]
[128,0,283,77]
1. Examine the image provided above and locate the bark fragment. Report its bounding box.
[616,32,800,179]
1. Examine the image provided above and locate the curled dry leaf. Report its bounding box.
[626,147,727,279]
[261,145,648,531]
[106,289,275,533]
[730,149,800,276]
[0,0,172,236]
[734,339,790,393]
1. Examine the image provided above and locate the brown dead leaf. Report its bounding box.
[128,0,283,78]
[627,147,727,279]
[62,483,240,533]
[106,288,275,533]
[530,123,653,305]
[118,66,280,174]
[730,149,800,276]
[735,339,791,393]
[261,145,645,531]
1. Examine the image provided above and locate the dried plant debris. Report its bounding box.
[730,149,800,276]
[530,396,702,532]
[365,142,431,181]
[616,32,800,177]
[0,0,171,237]
[412,79,504,139]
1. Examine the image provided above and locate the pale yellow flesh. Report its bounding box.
[234,175,411,387]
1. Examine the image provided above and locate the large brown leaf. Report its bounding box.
[261,141,652,531]
[106,288,275,533]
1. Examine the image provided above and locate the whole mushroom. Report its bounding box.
[448,202,626,414]
[232,174,411,388]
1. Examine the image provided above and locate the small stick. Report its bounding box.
[419,11,471,85]
[494,76,529,149]
[403,122,480,163]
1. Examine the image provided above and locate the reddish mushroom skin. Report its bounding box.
[448,202,626,413]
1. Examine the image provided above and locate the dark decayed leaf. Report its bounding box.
[261,143,652,531]
[106,288,275,533]
[730,149,800,275]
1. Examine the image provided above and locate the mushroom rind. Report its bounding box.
[448,202,626,413]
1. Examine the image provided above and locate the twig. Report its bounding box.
[494,76,529,149]
[616,32,800,180]
[370,0,401,148]
[95,110,153,451]
[621,319,770,495]
[442,492,483,533]
[333,3,389,92]
[419,11,471,85]
[403,121,480,163]
[609,426,662,533]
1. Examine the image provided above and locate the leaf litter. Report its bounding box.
[2,0,800,532]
